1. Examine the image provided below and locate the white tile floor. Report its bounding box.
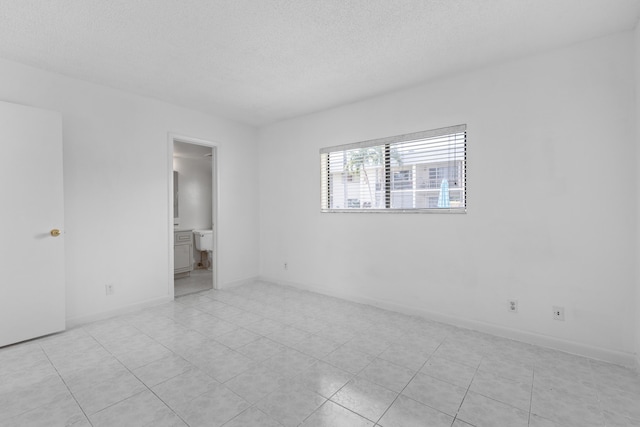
[1,280,640,426]
[175,269,213,297]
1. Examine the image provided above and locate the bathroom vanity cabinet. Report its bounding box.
[174,229,193,277]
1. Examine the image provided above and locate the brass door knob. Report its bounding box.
[50,229,61,237]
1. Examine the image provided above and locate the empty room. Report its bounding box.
[1,1,640,426]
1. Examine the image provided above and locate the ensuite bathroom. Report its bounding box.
[173,141,215,297]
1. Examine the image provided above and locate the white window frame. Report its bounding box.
[320,124,467,213]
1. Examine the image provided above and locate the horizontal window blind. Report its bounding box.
[320,125,466,213]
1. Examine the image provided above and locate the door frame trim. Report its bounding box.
[167,133,219,297]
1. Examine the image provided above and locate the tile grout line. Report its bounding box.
[193,288,637,425]
[372,339,448,425]
[448,349,483,427]
[13,283,637,427]
[262,320,383,425]
[83,319,195,425]
[527,370,535,427]
[210,290,533,426]
[129,303,287,426]
[38,342,95,427]
[112,332,194,426]
[149,294,335,426]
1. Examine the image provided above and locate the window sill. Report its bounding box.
[320,208,467,214]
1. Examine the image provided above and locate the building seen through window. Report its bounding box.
[320,125,466,212]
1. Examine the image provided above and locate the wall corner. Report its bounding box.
[635,19,640,372]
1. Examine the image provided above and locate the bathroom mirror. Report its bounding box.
[173,171,179,223]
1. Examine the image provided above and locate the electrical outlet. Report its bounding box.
[552,306,565,321]
[284,262,288,270]
[508,299,518,313]
[105,284,114,296]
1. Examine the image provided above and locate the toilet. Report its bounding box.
[193,229,213,270]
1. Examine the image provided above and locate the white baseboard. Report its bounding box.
[67,276,260,328]
[219,275,260,290]
[66,295,173,329]
[260,275,636,369]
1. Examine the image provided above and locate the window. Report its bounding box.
[347,198,361,208]
[320,124,466,212]
[392,170,412,190]
[424,164,460,189]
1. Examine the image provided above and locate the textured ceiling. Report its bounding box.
[0,1,639,126]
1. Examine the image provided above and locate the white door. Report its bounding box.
[0,100,65,347]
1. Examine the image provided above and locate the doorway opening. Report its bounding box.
[168,134,218,297]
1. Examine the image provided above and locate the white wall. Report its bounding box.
[0,58,259,323]
[636,22,640,371]
[259,32,637,365]
[173,156,213,230]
